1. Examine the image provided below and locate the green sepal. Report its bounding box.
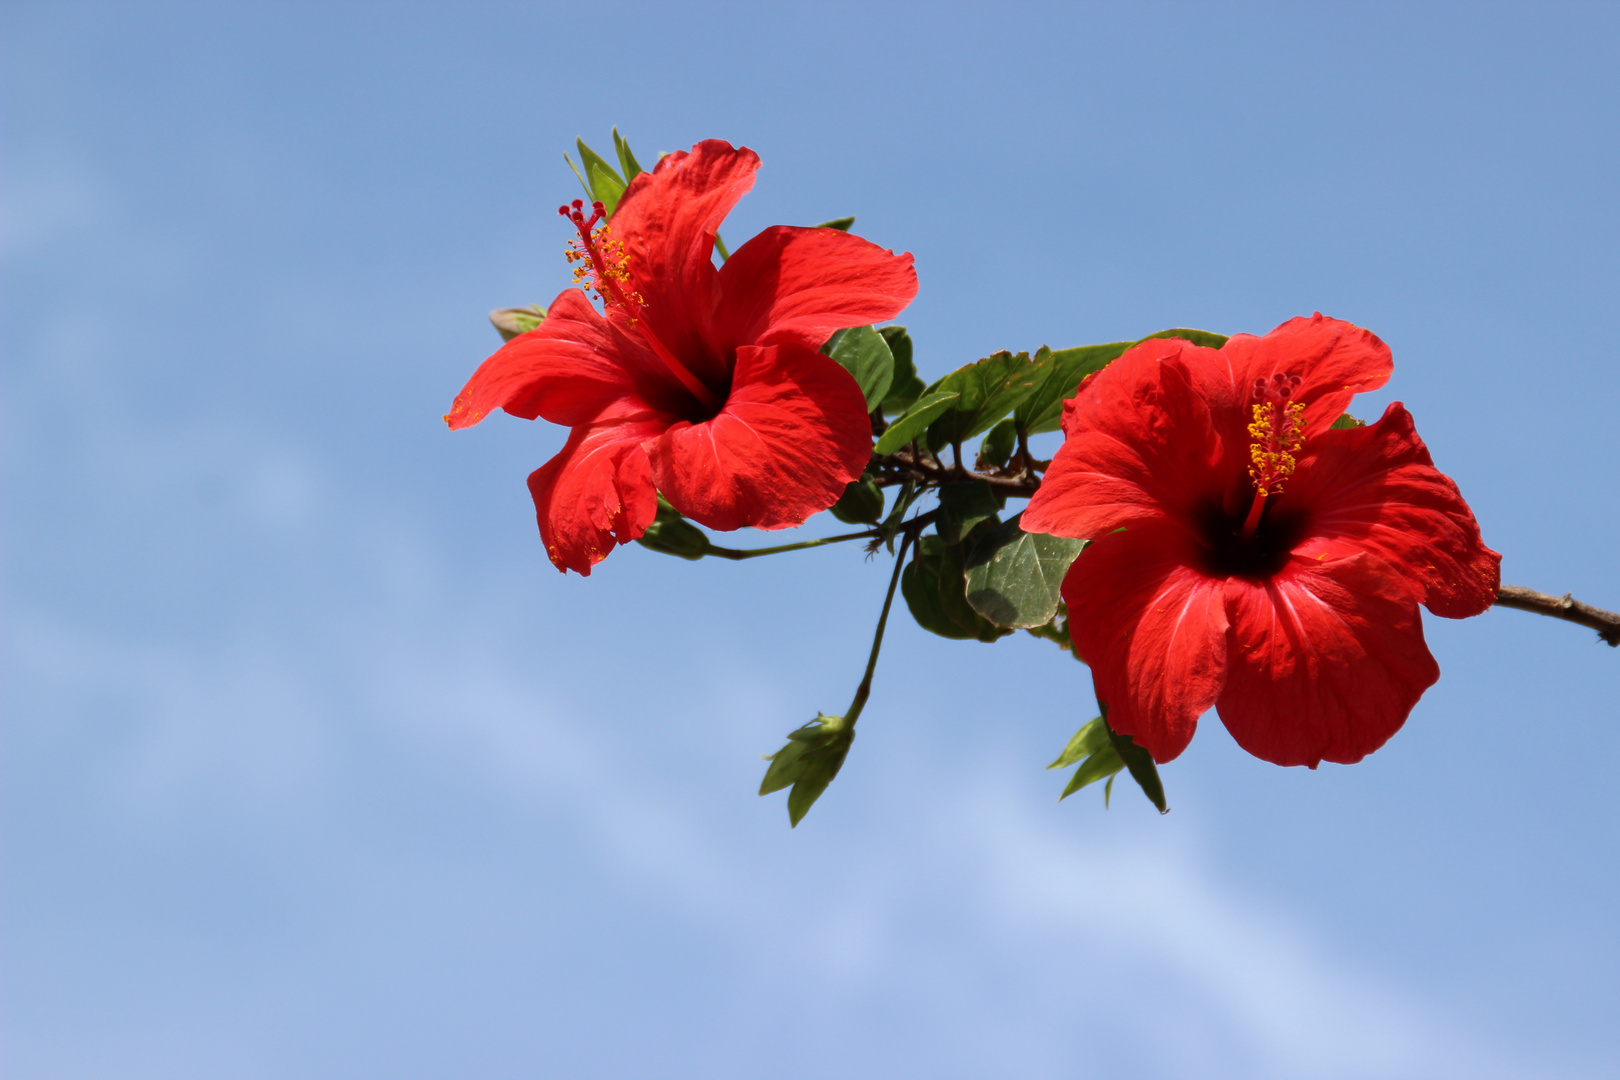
[634,498,711,560]
[977,418,1017,470]
[612,127,643,182]
[963,513,1087,628]
[759,713,855,826]
[829,472,885,525]
[813,216,855,231]
[878,326,924,414]
[1102,704,1168,813]
[575,138,626,211]
[489,305,545,342]
[925,350,1044,451]
[873,390,959,455]
[936,480,1002,546]
[823,325,894,411]
[900,534,1011,642]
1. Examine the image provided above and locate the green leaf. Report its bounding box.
[1331,412,1366,429]
[759,713,855,826]
[977,418,1017,469]
[634,499,711,560]
[1138,327,1229,349]
[823,325,894,411]
[926,351,1045,450]
[829,473,885,525]
[1102,705,1168,813]
[611,126,643,182]
[900,535,1010,643]
[873,390,959,455]
[936,481,1002,546]
[813,216,855,231]
[1015,342,1135,435]
[963,512,1087,628]
[878,326,924,413]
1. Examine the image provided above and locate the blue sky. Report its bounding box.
[5,3,1619,1077]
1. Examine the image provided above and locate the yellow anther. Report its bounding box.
[1247,401,1305,496]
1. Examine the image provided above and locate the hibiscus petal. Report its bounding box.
[712,225,918,354]
[1288,402,1501,618]
[526,410,667,576]
[1216,313,1393,439]
[1217,541,1439,767]
[649,344,871,531]
[1023,341,1224,540]
[445,289,642,430]
[1062,521,1230,764]
[608,140,759,385]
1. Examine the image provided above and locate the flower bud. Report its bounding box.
[488,305,544,342]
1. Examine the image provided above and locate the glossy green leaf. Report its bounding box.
[824,325,894,411]
[937,481,1001,545]
[878,326,924,413]
[1138,327,1229,349]
[611,126,643,182]
[977,418,1017,469]
[829,473,884,525]
[1014,342,1135,435]
[873,390,959,455]
[900,535,1010,643]
[926,350,1044,449]
[813,216,855,231]
[759,713,854,827]
[963,513,1087,628]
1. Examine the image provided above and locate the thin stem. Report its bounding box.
[844,528,917,728]
[705,530,877,560]
[713,232,731,262]
[1494,585,1620,647]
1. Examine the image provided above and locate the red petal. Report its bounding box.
[445,289,643,430]
[608,140,759,387]
[526,409,667,575]
[1216,540,1439,767]
[1062,521,1230,764]
[712,225,918,353]
[1023,341,1223,540]
[649,344,870,531]
[1287,402,1501,618]
[1212,314,1394,440]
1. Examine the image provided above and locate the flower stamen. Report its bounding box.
[1239,372,1306,540]
[559,200,719,411]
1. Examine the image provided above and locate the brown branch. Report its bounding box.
[880,447,1042,498]
[1494,585,1620,647]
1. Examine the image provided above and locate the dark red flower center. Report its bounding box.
[559,199,722,414]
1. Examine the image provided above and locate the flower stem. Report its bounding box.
[1495,585,1620,647]
[843,528,916,728]
[704,530,878,560]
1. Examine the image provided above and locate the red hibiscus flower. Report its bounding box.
[1022,315,1500,768]
[446,139,918,574]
